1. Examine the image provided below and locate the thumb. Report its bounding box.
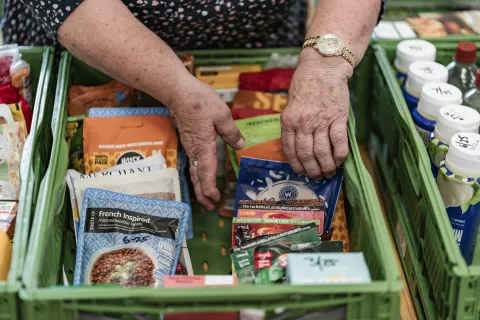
[215,109,245,150]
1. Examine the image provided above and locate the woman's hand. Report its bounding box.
[281,51,353,179]
[169,76,244,211]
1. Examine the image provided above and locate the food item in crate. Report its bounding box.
[235,157,343,235]
[428,105,480,178]
[10,58,32,106]
[83,115,178,173]
[231,108,277,120]
[238,68,295,92]
[0,200,17,238]
[67,119,84,173]
[163,275,239,320]
[232,90,287,113]
[264,53,298,69]
[0,230,11,281]
[463,69,480,113]
[286,252,371,285]
[411,82,463,146]
[227,114,281,176]
[88,106,170,118]
[436,132,480,265]
[232,217,320,247]
[0,104,14,124]
[70,167,178,238]
[75,189,189,287]
[236,199,325,235]
[403,61,448,111]
[330,189,349,252]
[0,45,20,85]
[253,241,344,284]
[195,65,262,103]
[0,122,25,199]
[231,223,320,284]
[408,12,479,38]
[67,80,134,116]
[394,39,436,87]
[447,42,478,94]
[4,104,28,135]
[0,85,32,131]
[235,138,286,164]
[176,246,193,275]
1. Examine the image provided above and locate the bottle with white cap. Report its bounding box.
[412,82,463,146]
[395,39,436,87]
[436,132,480,265]
[403,61,449,111]
[428,105,480,178]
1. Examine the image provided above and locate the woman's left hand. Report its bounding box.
[281,51,353,179]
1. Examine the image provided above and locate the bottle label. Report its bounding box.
[437,162,480,265]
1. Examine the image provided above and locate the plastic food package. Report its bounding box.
[66,155,168,237]
[75,189,189,287]
[236,138,286,164]
[0,45,20,86]
[238,68,295,92]
[253,241,344,284]
[0,122,26,199]
[231,108,277,120]
[67,80,134,116]
[232,217,319,247]
[235,157,343,235]
[5,104,27,134]
[330,189,350,252]
[227,114,282,176]
[0,230,12,281]
[230,223,320,284]
[236,199,325,234]
[88,107,170,118]
[232,90,288,113]
[0,200,17,238]
[83,115,178,173]
[264,53,299,69]
[0,85,32,132]
[10,59,32,107]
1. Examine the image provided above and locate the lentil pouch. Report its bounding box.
[235,157,343,234]
[75,189,189,287]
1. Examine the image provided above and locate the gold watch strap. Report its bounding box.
[302,36,356,68]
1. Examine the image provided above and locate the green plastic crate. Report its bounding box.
[0,46,54,320]
[19,50,401,319]
[367,41,480,320]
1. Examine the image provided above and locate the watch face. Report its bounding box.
[316,34,343,55]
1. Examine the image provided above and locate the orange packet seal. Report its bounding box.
[236,138,286,164]
[330,189,349,251]
[232,90,288,113]
[83,115,178,173]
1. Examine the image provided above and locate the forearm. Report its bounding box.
[304,0,381,66]
[57,0,191,106]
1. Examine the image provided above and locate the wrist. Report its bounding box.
[299,48,353,79]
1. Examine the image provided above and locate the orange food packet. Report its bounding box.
[232,90,288,113]
[236,138,286,164]
[83,115,178,173]
[330,189,349,252]
[68,80,134,116]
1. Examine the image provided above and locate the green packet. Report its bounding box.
[227,114,281,177]
[231,223,319,284]
[254,241,344,285]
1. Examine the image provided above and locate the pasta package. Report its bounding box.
[75,189,189,287]
[83,115,178,173]
[232,90,288,113]
[0,122,26,199]
[236,138,286,164]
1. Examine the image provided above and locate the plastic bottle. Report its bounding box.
[403,61,448,111]
[463,69,480,114]
[447,41,477,94]
[436,132,480,265]
[394,39,436,87]
[428,105,480,178]
[412,82,463,146]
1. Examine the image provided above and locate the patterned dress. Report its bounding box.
[2,0,309,49]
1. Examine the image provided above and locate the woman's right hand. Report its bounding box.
[168,76,244,211]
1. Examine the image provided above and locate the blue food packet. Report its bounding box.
[74,188,189,287]
[87,107,193,239]
[88,107,170,118]
[235,157,343,234]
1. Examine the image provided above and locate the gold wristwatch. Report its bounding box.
[303,33,356,68]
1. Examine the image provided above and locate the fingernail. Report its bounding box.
[236,137,245,149]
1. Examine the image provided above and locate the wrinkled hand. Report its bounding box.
[169,76,244,211]
[281,52,353,179]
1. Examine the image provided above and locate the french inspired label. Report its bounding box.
[85,207,179,240]
[415,124,432,147]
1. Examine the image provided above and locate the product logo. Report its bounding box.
[279,186,298,200]
[116,151,145,165]
[453,228,463,245]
